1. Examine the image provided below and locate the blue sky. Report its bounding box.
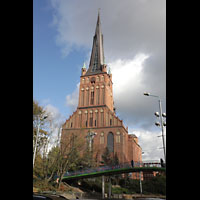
[33,0,87,118]
[33,0,166,161]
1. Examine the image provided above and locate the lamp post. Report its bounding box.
[33,114,48,168]
[144,92,166,163]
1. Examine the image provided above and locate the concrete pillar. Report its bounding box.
[102,175,105,199]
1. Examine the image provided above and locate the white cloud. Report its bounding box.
[110,53,149,96]
[44,104,65,149]
[65,83,80,112]
[49,0,166,160]
[132,129,166,161]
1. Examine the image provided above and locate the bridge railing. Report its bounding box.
[63,160,162,177]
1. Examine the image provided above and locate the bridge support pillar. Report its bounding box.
[102,175,105,199]
[108,176,112,198]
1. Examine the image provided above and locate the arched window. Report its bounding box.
[81,88,84,106]
[95,110,98,127]
[86,88,89,106]
[91,90,94,105]
[101,85,105,104]
[100,109,104,126]
[89,111,93,127]
[96,86,100,105]
[85,111,88,127]
[107,132,114,153]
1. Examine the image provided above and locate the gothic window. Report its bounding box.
[100,110,104,126]
[85,111,88,127]
[106,112,109,126]
[82,78,85,84]
[91,91,94,105]
[95,110,98,127]
[101,85,105,104]
[96,76,100,82]
[101,76,104,81]
[86,88,89,106]
[81,88,84,106]
[107,132,114,153]
[89,112,93,127]
[96,86,100,105]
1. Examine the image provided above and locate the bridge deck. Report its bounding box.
[62,162,165,181]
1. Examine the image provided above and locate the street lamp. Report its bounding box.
[33,114,48,168]
[144,92,166,163]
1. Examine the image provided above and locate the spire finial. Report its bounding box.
[97,8,101,25]
[82,62,86,69]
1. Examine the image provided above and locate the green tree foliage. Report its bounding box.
[33,100,49,154]
[118,174,166,195]
[102,147,112,165]
[142,175,166,195]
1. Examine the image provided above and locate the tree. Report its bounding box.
[33,100,59,186]
[102,147,112,166]
[56,132,85,189]
[33,100,49,156]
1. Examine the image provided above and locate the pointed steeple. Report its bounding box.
[82,62,86,69]
[85,10,105,76]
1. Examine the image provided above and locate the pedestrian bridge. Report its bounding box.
[62,161,165,181]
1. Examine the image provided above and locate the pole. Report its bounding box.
[158,99,166,163]
[139,171,142,196]
[102,175,105,199]
[108,176,112,198]
[33,116,40,168]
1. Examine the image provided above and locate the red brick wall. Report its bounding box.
[61,69,142,168]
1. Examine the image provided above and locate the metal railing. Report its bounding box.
[63,161,162,178]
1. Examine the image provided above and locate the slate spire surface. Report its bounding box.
[85,11,105,76]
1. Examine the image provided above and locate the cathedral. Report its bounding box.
[61,12,142,177]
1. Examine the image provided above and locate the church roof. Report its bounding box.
[85,11,105,76]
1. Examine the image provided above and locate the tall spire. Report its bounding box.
[85,10,105,76]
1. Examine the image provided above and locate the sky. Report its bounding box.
[33,0,166,161]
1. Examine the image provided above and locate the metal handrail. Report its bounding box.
[63,161,162,177]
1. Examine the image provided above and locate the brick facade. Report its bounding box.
[61,12,142,174]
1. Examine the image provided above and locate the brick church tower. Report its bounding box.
[61,12,142,168]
